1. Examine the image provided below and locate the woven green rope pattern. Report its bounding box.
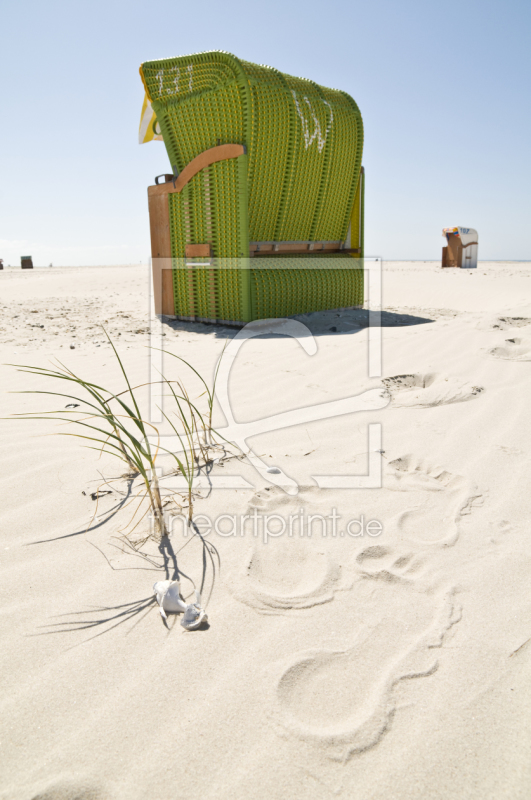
[141,51,364,323]
[141,51,363,246]
[250,255,363,319]
[239,60,293,241]
[168,154,250,322]
[360,169,365,258]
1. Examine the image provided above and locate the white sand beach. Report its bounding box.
[1,261,530,799]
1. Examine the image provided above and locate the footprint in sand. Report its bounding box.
[272,582,461,761]
[490,316,531,331]
[489,337,531,362]
[382,373,484,407]
[230,482,467,760]
[385,456,483,547]
[228,487,346,613]
[355,543,425,581]
[229,457,482,611]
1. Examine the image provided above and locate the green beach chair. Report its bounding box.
[140,51,364,324]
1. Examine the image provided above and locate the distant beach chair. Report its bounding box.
[21,256,33,269]
[442,228,478,269]
[140,51,365,324]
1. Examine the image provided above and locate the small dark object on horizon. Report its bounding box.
[21,256,33,269]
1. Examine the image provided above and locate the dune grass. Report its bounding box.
[8,333,225,540]
[160,342,226,446]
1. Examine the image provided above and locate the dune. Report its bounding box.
[0,260,530,799]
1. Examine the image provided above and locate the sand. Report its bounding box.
[0,261,530,799]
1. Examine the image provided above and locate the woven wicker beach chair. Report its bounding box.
[140,51,365,325]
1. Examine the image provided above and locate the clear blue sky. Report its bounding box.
[1,0,529,264]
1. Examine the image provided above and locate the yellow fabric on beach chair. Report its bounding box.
[138,94,163,144]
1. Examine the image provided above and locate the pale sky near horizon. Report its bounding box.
[1,0,529,265]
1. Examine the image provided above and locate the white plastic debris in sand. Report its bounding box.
[153,580,208,630]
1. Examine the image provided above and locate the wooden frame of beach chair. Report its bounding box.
[141,51,365,324]
[442,234,462,268]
